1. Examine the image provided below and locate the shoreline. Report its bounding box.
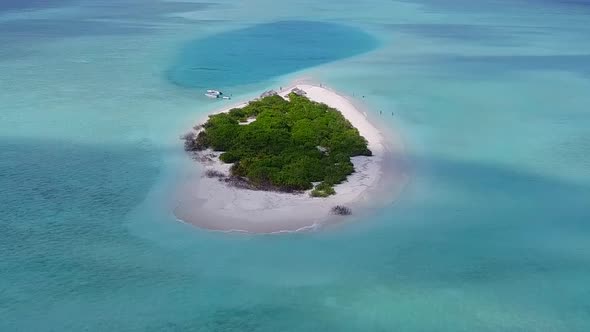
[174,81,408,233]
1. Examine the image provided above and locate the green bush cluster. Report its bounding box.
[198,93,372,195]
[311,182,337,197]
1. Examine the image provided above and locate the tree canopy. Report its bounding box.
[188,93,372,196]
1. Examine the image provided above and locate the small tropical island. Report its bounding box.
[175,83,398,233]
[183,89,372,198]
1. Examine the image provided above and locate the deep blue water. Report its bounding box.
[167,21,378,89]
[0,0,66,11]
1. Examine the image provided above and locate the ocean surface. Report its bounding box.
[1,0,590,330]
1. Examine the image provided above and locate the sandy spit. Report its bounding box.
[174,82,408,233]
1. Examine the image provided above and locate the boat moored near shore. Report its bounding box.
[205,89,230,99]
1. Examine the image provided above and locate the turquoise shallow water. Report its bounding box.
[1,0,590,331]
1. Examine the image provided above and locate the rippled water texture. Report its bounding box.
[1,0,590,331]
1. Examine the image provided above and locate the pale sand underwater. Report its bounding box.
[4,0,590,329]
[174,82,408,233]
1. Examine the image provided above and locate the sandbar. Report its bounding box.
[174,82,407,233]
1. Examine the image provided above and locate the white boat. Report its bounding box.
[205,89,226,99]
[205,89,230,99]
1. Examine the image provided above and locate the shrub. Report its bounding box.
[331,205,351,215]
[204,169,226,178]
[182,132,197,151]
[311,182,336,197]
[219,151,240,163]
[194,131,209,151]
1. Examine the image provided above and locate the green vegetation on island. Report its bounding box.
[184,93,372,196]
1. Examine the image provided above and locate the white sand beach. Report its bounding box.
[174,83,406,233]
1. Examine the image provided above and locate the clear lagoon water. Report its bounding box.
[1,0,590,330]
